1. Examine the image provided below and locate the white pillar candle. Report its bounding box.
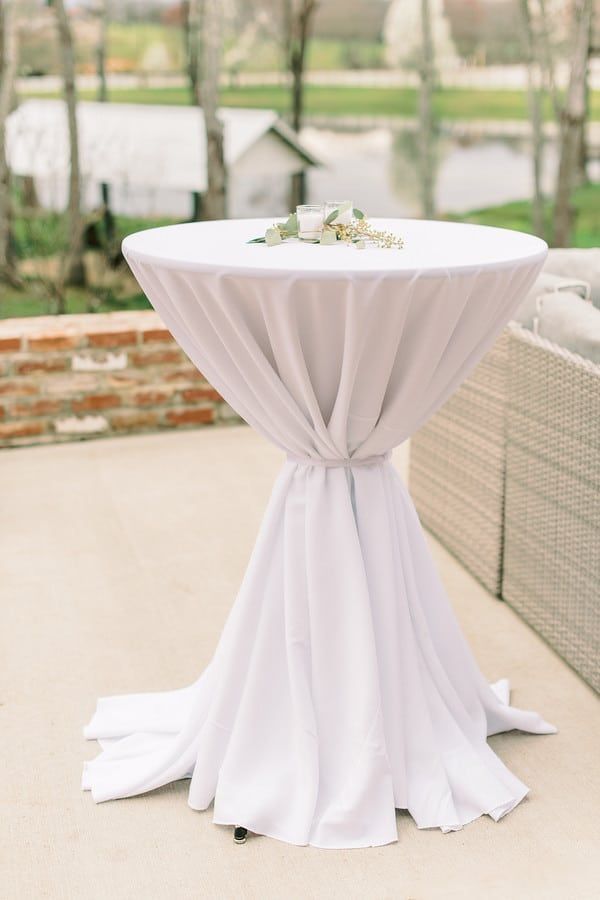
[297,204,325,240]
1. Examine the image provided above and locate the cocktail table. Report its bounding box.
[83,218,556,848]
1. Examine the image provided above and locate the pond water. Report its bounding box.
[300,125,559,218]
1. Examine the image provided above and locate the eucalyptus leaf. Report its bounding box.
[265,227,283,246]
[353,208,365,219]
[247,236,267,243]
[320,229,337,246]
[283,212,298,235]
[324,208,340,225]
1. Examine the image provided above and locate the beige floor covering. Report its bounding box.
[1,426,598,900]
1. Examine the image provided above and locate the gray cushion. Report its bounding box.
[536,292,600,363]
[514,272,591,329]
[543,248,600,308]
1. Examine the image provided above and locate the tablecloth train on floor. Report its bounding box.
[83,220,556,848]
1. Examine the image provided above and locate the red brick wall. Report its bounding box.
[0,311,239,448]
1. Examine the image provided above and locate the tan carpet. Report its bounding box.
[1,427,598,900]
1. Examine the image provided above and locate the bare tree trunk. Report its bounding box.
[536,0,561,120]
[183,0,199,104]
[96,0,114,252]
[189,0,226,220]
[574,60,590,186]
[519,0,545,237]
[188,0,203,221]
[0,0,19,286]
[202,0,226,220]
[96,0,108,103]
[553,0,593,247]
[53,0,86,296]
[285,0,318,209]
[418,0,435,219]
[286,0,317,132]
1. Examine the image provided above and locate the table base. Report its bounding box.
[82,460,556,849]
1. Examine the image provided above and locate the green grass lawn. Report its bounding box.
[0,283,150,319]
[106,22,185,70]
[12,212,176,261]
[104,25,383,74]
[1,213,172,318]
[448,182,600,247]
[23,82,600,121]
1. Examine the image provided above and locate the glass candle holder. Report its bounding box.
[324,201,353,226]
[296,204,325,240]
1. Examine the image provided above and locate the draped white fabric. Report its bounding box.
[83,219,556,848]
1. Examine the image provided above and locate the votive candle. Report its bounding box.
[324,201,353,226]
[297,204,325,240]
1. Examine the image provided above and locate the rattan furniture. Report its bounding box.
[409,322,600,692]
[409,331,509,596]
[502,324,600,692]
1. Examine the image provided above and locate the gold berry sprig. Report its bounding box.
[332,219,404,250]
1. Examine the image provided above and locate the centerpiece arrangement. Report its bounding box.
[249,201,404,250]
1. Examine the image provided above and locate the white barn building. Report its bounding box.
[6,99,318,219]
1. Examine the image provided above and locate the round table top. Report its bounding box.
[122,217,547,281]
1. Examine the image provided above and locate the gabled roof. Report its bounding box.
[7,99,318,192]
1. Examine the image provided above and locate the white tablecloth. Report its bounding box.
[83,218,556,848]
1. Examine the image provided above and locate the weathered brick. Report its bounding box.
[44,373,100,395]
[0,419,46,439]
[0,337,21,352]
[15,357,68,375]
[28,333,80,352]
[54,415,109,435]
[11,398,63,417]
[133,389,173,407]
[106,372,148,388]
[129,348,183,367]
[71,393,122,413]
[0,312,228,446]
[110,410,159,431]
[0,379,40,396]
[72,350,127,372]
[181,386,222,403]
[141,328,172,344]
[87,330,138,348]
[163,367,204,383]
[164,407,214,426]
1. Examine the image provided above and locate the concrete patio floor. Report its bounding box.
[1,426,599,900]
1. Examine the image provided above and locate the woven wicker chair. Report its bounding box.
[502,324,600,692]
[409,331,509,596]
[409,320,600,691]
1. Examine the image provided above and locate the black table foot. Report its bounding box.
[233,826,248,844]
